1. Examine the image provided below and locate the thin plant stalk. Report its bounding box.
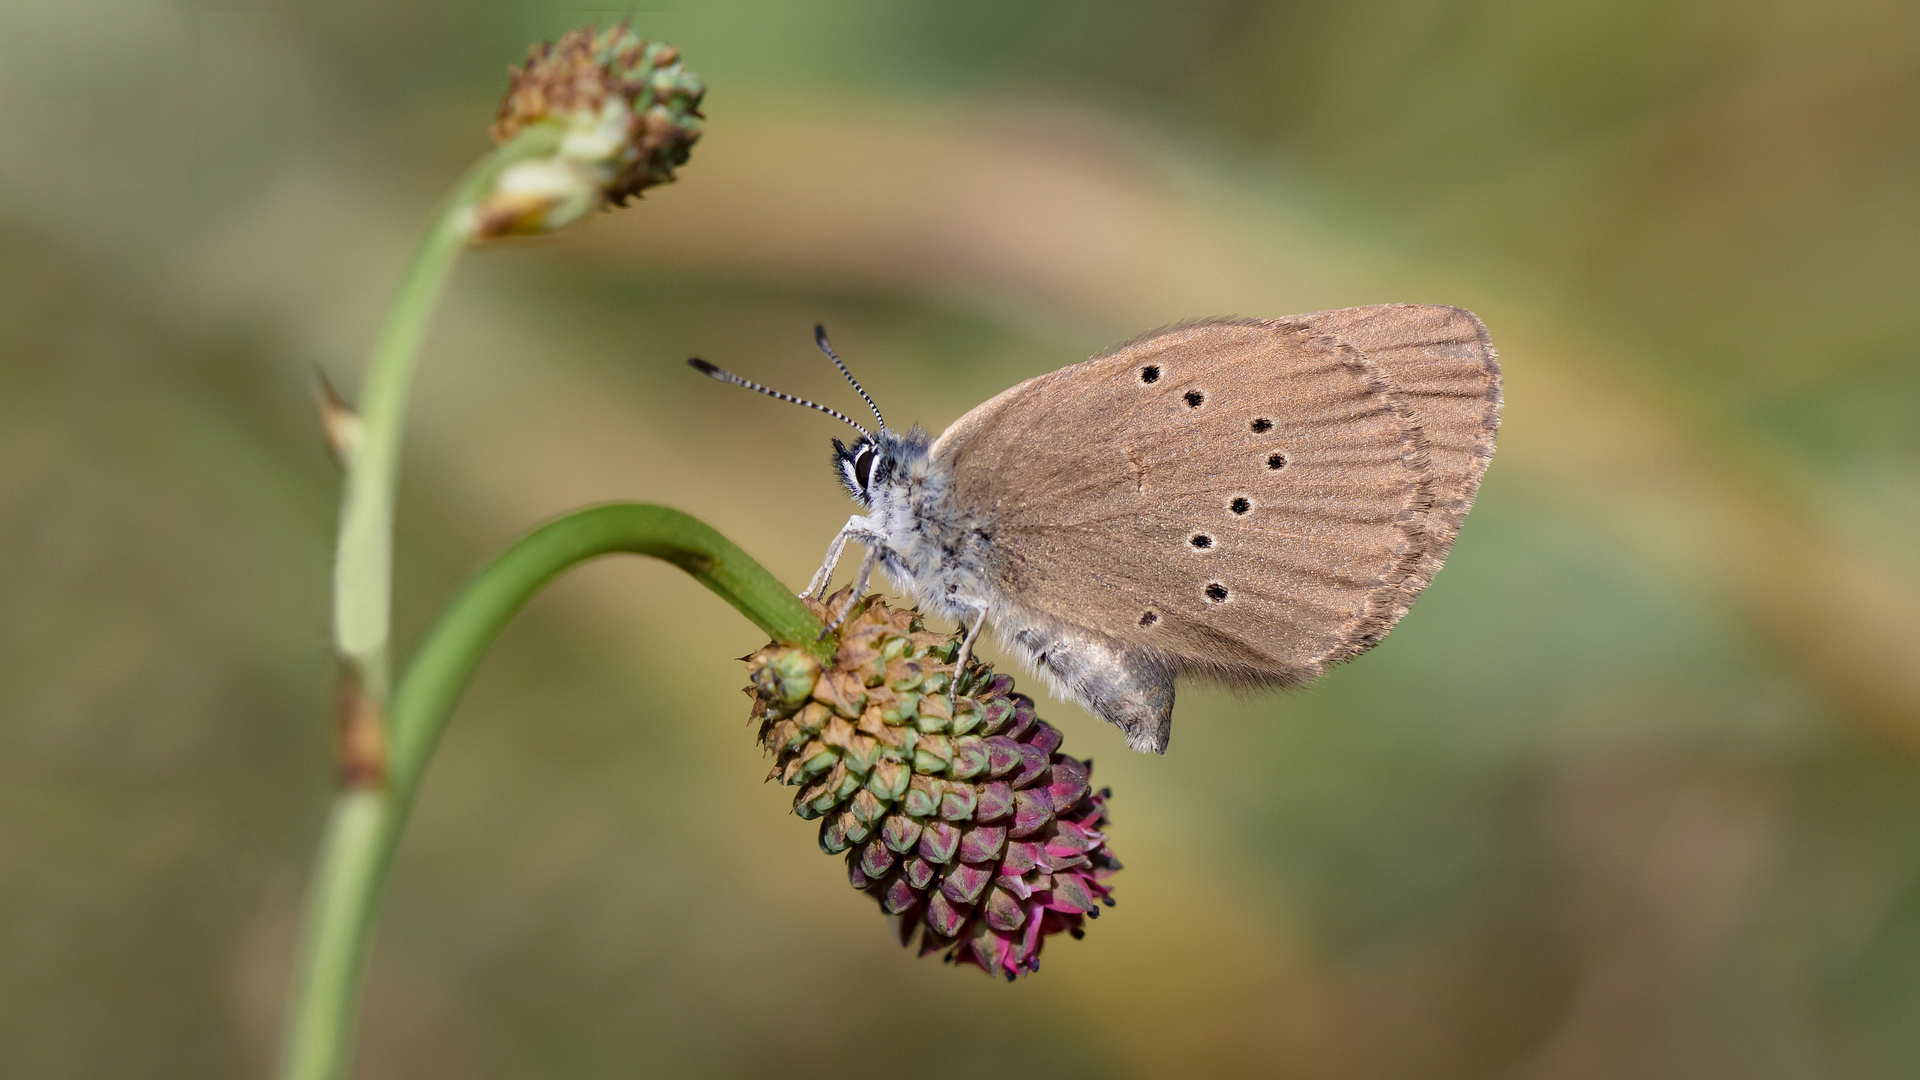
[331,123,562,706]
[277,504,827,1080]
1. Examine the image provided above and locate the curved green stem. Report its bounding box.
[388,504,829,787]
[277,504,827,1080]
[331,123,563,702]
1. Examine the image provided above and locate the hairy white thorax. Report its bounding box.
[857,428,990,624]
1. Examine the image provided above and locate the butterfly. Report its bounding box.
[693,304,1500,753]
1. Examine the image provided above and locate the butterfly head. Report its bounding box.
[832,435,880,505]
[829,427,930,509]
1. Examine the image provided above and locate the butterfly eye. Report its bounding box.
[853,446,876,489]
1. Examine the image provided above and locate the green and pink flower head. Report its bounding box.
[748,593,1120,979]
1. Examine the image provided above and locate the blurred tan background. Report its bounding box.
[4,1,1919,1077]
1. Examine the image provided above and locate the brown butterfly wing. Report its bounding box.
[931,317,1438,687]
[1293,304,1502,588]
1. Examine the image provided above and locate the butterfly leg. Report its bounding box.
[805,515,876,600]
[948,607,988,712]
[818,543,878,640]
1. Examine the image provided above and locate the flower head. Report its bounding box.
[471,25,704,238]
[746,593,1120,979]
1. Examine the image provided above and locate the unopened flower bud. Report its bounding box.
[470,25,704,240]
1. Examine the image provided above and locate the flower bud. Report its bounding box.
[470,25,704,239]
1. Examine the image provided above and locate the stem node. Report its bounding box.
[334,667,387,790]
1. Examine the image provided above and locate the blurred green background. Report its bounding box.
[4,1,1919,1076]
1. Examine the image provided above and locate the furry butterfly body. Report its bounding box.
[697,304,1501,754]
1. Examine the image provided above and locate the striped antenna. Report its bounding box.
[687,358,872,439]
[814,324,885,429]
